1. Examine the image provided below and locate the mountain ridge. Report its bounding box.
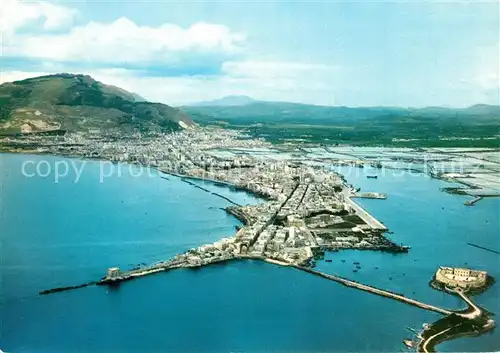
[183,100,500,146]
[187,95,258,107]
[187,95,499,112]
[0,73,195,135]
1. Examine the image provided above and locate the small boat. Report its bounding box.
[353,261,360,265]
[325,259,332,263]
[341,260,345,263]
[353,269,358,273]
[367,175,378,179]
[403,339,416,348]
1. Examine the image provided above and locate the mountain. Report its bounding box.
[188,95,257,107]
[184,101,500,146]
[462,104,500,115]
[184,101,500,124]
[0,73,195,135]
[184,101,409,123]
[130,92,148,103]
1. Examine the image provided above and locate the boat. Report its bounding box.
[325,259,332,262]
[403,339,416,348]
[353,269,358,272]
[367,175,378,179]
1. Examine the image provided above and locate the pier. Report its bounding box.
[342,190,388,231]
[464,196,483,206]
[353,192,387,199]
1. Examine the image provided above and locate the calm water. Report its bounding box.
[1,154,498,352]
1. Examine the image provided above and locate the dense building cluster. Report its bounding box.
[1,127,407,271]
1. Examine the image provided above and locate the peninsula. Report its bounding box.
[4,126,495,352]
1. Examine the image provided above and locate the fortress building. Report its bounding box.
[435,266,487,290]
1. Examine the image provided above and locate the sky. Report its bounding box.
[0,0,498,107]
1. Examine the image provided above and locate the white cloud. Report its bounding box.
[445,43,500,106]
[474,44,499,91]
[222,61,338,79]
[3,15,245,64]
[0,70,52,84]
[0,0,77,34]
[0,1,337,105]
[0,60,341,106]
[87,61,340,105]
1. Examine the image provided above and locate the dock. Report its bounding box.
[343,190,388,231]
[353,192,387,199]
[464,196,483,206]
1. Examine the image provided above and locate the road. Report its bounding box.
[342,189,388,230]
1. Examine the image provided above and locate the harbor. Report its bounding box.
[39,252,486,321]
[2,128,499,353]
[39,249,495,353]
[3,152,499,353]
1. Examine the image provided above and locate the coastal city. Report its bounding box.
[2,1,499,352]
[2,127,496,352]
[1,127,410,268]
[2,127,499,202]
[0,128,496,352]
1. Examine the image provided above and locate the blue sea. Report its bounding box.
[1,154,498,352]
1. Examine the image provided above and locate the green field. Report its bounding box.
[183,102,500,147]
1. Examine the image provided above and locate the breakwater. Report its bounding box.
[225,206,252,224]
[39,255,456,318]
[467,242,500,255]
[180,178,242,206]
[39,281,97,295]
[161,170,272,200]
[294,266,453,315]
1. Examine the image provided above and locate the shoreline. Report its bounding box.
[2,148,498,200]
[4,148,498,352]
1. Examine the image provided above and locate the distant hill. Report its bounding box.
[0,73,195,135]
[184,101,500,146]
[184,101,500,124]
[461,104,500,115]
[188,95,257,107]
